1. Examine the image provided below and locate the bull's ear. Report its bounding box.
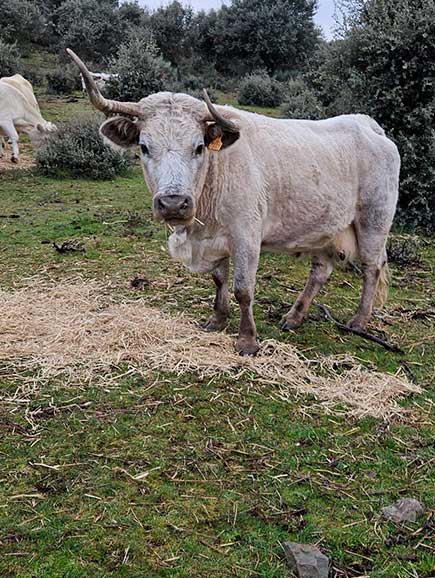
[204,122,240,151]
[100,116,140,149]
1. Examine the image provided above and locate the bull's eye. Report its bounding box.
[195,144,204,156]
[140,144,149,156]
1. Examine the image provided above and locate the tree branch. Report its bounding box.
[315,302,404,354]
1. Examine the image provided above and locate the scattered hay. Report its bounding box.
[0,279,421,418]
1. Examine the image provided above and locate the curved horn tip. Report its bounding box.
[66,48,77,60]
[66,49,85,72]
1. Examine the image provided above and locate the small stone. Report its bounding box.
[283,542,329,578]
[381,498,425,523]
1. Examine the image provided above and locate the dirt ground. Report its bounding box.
[0,139,35,173]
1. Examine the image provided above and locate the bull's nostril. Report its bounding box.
[157,198,166,211]
[180,199,189,210]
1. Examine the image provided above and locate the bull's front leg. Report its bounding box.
[204,257,230,332]
[233,244,260,356]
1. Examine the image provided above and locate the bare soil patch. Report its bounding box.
[0,140,35,173]
[0,279,420,418]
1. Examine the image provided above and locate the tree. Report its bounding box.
[188,9,219,66]
[0,0,46,48]
[308,0,435,228]
[119,1,151,32]
[150,1,194,67]
[52,0,122,63]
[213,0,320,76]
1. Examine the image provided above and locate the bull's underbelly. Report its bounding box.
[261,188,357,254]
[261,234,335,255]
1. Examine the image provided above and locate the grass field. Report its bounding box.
[0,95,434,578]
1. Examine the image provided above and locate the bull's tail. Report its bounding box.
[374,260,390,307]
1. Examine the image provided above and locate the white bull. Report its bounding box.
[0,74,56,163]
[69,49,400,356]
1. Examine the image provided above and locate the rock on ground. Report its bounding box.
[381,497,425,523]
[283,542,329,578]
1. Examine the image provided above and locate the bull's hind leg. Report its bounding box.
[281,254,334,331]
[0,122,19,163]
[347,234,388,331]
[348,139,399,330]
[204,257,230,332]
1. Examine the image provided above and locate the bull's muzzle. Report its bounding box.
[153,193,195,224]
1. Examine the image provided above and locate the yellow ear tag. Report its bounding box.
[208,136,223,151]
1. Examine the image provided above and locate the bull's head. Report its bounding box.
[67,49,240,226]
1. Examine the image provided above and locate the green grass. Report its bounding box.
[0,96,434,578]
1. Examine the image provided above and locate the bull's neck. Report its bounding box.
[195,151,226,230]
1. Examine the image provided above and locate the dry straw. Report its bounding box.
[0,279,420,418]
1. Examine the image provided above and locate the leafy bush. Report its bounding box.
[0,40,21,77]
[387,235,422,267]
[106,31,174,101]
[307,0,435,229]
[281,79,325,120]
[21,64,45,87]
[170,71,218,101]
[238,72,283,108]
[36,116,132,180]
[46,66,81,94]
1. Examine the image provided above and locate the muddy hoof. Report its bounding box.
[202,316,227,332]
[347,315,367,331]
[280,315,304,332]
[235,337,260,357]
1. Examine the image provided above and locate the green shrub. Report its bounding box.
[307,0,435,229]
[387,235,422,267]
[0,40,21,77]
[238,72,283,108]
[36,116,132,180]
[281,79,325,120]
[46,66,81,95]
[106,31,174,101]
[21,64,45,87]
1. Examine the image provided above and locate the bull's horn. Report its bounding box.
[203,89,239,133]
[66,49,141,117]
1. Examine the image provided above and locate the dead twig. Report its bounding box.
[315,302,404,354]
[53,240,84,254]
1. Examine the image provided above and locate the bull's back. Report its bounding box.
[247,114,396,251]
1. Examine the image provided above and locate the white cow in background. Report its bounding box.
[80,72,118,94]
[0,74,56,163]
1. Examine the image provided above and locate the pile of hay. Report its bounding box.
[0,279,420,418]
